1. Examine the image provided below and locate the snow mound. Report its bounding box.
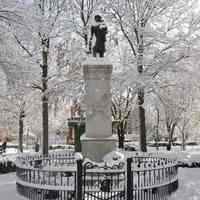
[74,152,83,161]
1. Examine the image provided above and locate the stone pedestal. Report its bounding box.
[81,135,116,162]
[81,57,116,162]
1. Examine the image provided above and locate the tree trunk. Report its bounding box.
[137,25,147,152]
[181,132,186,151]
[84,32,88,48]
[167,123,176,151]
[138,102,147,152]
[19,116,24,153]
[41,38,49,156]
[155,108,160,150]
[117,124,125,149]
[19,109,25,153]
[167,138,172,151]
[118,134,125,149]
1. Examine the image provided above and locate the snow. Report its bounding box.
[0,173,26,200]
[102,150,125,166]
[170,168,200,200]
[74,152,83,160]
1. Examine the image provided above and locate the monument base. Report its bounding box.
[81,134,117,162]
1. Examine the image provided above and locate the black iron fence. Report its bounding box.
[16,184,75,200]
[127,156,178,200]
[16,151,178,200]
[16,167,76,187]
[82,161,126,200]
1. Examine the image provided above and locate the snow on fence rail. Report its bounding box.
[16,150,75,169]
[16,151,178,200]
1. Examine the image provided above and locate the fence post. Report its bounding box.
[76,153,83,200]
[127,157,133,200]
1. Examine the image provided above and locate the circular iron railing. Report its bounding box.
[16,151,178,200]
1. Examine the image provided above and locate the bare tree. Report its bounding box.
[111,88,136,148]
[178,117,190,151]
[157,82,193,150]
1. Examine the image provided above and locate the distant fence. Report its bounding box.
[16,151,178,200]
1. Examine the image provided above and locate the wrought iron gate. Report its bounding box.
[82,161,125,200]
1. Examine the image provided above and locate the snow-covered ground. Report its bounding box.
[0,173,26,200]
[0,168,199,200]
[1,146,200,199]
[170,168,200,200]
